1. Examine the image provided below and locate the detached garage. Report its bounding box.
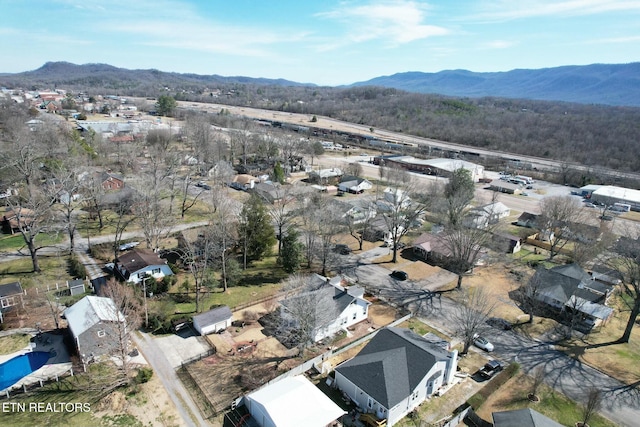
[192,305,233,335]
[244,375,346,427]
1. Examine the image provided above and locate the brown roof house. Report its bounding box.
[115,248,173,285]
[2,208,35,234]
[97,171,124,191]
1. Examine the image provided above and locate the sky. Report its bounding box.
[1,0,639,86]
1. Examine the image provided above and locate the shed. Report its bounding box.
[192,306,233,335]
[244,375,345,427]
[492,408,563,427]
[0,282,24,322]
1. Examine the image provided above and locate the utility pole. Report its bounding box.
[142,276,149,329]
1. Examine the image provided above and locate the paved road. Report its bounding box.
[133,331,212,427]
[416,295,637,427]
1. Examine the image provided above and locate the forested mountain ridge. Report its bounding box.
[0,61,313,91]
[350,63,640,107]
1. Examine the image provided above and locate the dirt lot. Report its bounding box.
[187,299,401,415]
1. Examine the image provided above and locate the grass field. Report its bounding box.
[0,333,31,355]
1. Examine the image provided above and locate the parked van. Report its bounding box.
[613,203,631,212]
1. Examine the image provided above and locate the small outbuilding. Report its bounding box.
[244,375,346,427]
[192,305,233,335]
[0,281,24,322]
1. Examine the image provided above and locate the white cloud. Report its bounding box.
[317,0,449,46]
[469,0,640,22]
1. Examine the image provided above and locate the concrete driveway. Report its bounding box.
[153,327,212,368]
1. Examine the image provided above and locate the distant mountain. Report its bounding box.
[0,61,313,89]
[350,63,640,107]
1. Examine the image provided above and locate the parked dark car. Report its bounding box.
[390,270,408,281]
[333,244,352,255]
[196,181,211,190]
[487,317,512,330]
[478,360,503,380]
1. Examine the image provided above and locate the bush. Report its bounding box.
[135,367,154,384]
[68,255,87,279]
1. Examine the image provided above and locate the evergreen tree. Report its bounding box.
[238,194,276,266]
[281,228,303,273]
[155,95,177,117]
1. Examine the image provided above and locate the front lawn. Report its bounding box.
[475,371,617,427]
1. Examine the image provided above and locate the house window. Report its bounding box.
[1,297,15,308]
[353,312,357,320]
[411,390,419,400]
[97,330,106,338]
[138,272,146,279]
[368,397,373,409]
[152,268,161,275]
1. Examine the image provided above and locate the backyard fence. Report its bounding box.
[179,347,216,368]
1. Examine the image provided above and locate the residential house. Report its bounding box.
[192,306,233,335]
[528,264,614,331]
[280,274,371,343]
[2,208,35,234]
[383,187,411,208]
[492,408,563,427]
[243,375,345,427]
[335,327,458,427]
[516,212,539,228]
[97,171,125,191]
[412,232,452,262]
[64,296,126,358]
[338,176,373,194]
[231,174,260,191]
[308,168,343,184]
[590,264,622,286]
[252,182,283,204]
[463,202,511,229]
[0,282,24,323]
[491,233,522,254]
[115,248,173,285]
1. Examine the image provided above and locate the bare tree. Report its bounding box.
[538,195,585,260]
[178,227,218,313]
[606,231,640,343]
[580,387,602,427]
[529,366,545,401]
[518,269,545,324]
[98,278,142,383]
[50,166,82,251]
[345,200,377,251]
[379,180,429,263]
[209,196,238,292]
[277,274,336,356]
[266,185,296,255]
[451,287,496,354]
[4,188,56,272]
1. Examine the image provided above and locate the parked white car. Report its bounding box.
[473,334,494,352]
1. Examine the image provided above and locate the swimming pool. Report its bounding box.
[0,351,51,390]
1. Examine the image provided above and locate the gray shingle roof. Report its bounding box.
[492,408,563,427]
[336,327,450,408]
[0,282,22,298]
[192,306,232,328]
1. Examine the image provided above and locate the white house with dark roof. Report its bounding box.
[335,327,458,427]
[280,274,370,343]
[192,305,233,335]
[64,296,126,358]
[115,248,173,284]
